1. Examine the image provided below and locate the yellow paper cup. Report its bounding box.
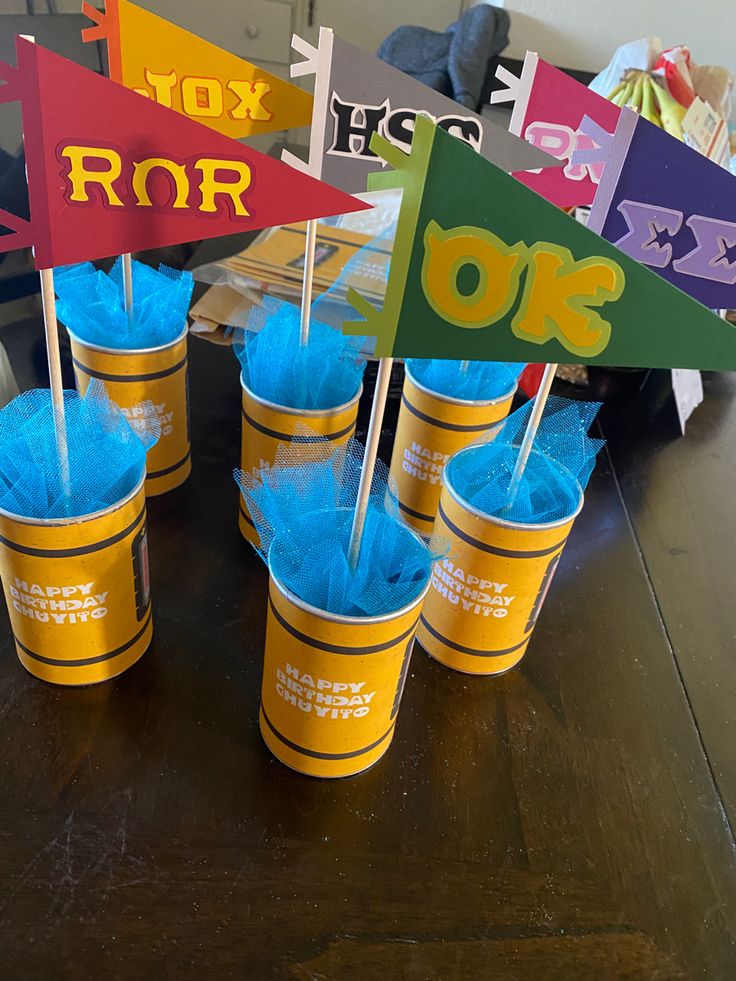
[0,475,153,686]
[239,377,362,545]
[417,449,583,675]
[259,558,429,779]
[69,328,191,497]
[388,364,516,535]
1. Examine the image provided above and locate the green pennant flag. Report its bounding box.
[345,115,736,369]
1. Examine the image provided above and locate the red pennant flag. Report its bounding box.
[0,38,368,269]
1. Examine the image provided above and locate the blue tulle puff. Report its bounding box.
[0,382,159,519]
[448,396,604,525]
[54,258,193,350]
[232,298,366,411]
[235,437,441,617]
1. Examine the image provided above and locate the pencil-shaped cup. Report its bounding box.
[69,328,190,496]
[259,568,430,779]
[388,364,516,534]
[239,377,362,546]
[417,450,583,675]
[0,476,152,685]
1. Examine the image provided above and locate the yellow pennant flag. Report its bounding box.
[82,0,313,139]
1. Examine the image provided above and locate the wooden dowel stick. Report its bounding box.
[39,267,71,502]
[299,219,318,347]
[505,361,557,509]
[122,252,134,316]
[347,357,394,571]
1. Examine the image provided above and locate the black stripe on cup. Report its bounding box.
[147,449,192,480]
[390,637,415,721]
[437,500,567,558]
[260,706,395,761]
[269,594,418,655]
[0,507,146,558]
[15,607,152,668]
[419,615,530,658]
[401,394,496,433]
[239,501,256,528]
[242,406,355,444]
[72,354,188,384]
[396,498,434,525]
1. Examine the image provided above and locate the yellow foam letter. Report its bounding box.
[227,80,272,121]
[512,244,624,357]
[132,158,189,209]
[182,76,224,118]
[421,220,526,328]
[60,146,124,207]
[194,158,252,216]
[143,68,177,108]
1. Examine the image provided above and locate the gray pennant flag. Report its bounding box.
[288,27,563,194]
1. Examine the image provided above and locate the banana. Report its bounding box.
[625,72,644,112]
[607,79,628,102]
[650,82,664,128]
[609,81,632,107]
[651,80,686,140]
[606,71,683,140]
[640,76,662,128]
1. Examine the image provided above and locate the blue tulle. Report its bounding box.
[232,298,366,411]
[447,396,604,525]
[54,258,193,350]
[235,438,439,617]
[406,359,524,401]
[0,383,159,519]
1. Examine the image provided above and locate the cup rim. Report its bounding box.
[405,361,518,409]
[444,445,585,531]
[241,374,363,419]
[269,570,431,626]
[267,507,431,624]
[0,471,146,527]
[67,324,188,356]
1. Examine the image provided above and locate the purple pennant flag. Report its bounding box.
[587,109,736,311]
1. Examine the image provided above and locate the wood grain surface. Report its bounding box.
[0,339,734,979]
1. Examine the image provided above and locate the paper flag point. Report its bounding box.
[499,51,621,209]
[82,0,313,139]
[588,109,736,310]
[292,27,563,191]
[0,37,369,270]
[346,115,736,371]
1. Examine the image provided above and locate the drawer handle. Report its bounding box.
[246,24,260,39]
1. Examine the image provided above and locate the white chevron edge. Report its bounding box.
[509,51,539,138]
[490,64,521,104]
[290,33,319,78]
[280,148,311,174]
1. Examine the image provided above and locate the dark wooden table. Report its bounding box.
[603,370,736,833]
[1,331,734,980]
